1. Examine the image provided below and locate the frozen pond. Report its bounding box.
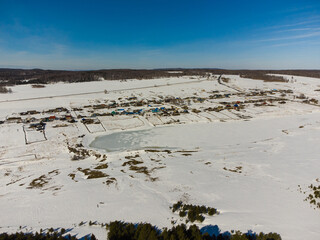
[88,119,284,153]
[89,127,177,152]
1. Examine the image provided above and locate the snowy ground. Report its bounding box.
[0,74,320,239]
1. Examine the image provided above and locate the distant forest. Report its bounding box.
[0,68,319,86]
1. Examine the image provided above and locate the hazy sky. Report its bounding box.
[0,0,320,69]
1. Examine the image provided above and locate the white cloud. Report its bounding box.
[254,31,320,43]
[265,17,320,30]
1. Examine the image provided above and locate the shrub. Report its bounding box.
[172,202,218,223]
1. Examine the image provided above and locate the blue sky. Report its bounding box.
[0,0,320,69]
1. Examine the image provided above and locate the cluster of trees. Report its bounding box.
[0,222,282,240]
[239,73,287,82]
[0,232,96,240]
[0,85,12,93]
[206,69,320,79]
[107,221,282,240]
[269,70,320,79]
[1,68,319,87]
[172,201,218,223]
[305,183,320,209]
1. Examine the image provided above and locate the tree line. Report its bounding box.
[0,221,282,240]
[0,232,96,240]
[0,68,319,86]
[107,221,282,240]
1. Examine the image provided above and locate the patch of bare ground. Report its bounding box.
[223,166,242,173]
[68,173,77,182]
[28,175,49,189]
[77,167,108,179]
[104,177,117,186]
[67,142,106,161]
[94,163,108,169]
[27,169,60,189]
[6,175,31,186]
[121,153,165,182]
[122,159,143,166]
[150,158,161,163]
[145,149,172,153]
[70,166,117,186]
[175,150,198,153]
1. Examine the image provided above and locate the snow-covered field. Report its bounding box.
[0,74,320,239]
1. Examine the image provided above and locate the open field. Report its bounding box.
[0,74,320,239]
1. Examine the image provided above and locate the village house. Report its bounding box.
[6,117,22,123]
